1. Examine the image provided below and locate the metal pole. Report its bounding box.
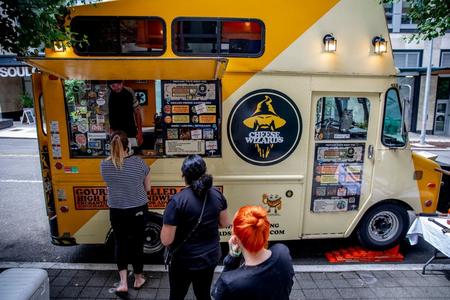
[420,39,434,145]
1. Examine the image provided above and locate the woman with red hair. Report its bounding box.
[212,205,294,299]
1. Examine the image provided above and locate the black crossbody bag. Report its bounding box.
[164,193,208,269]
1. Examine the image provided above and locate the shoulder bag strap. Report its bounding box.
[168,191,208,257]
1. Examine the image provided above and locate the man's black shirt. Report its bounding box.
[108,88,137,137]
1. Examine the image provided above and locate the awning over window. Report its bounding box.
[23,57,228,80]
[0,55,29,67]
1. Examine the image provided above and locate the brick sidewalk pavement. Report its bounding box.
[43,268,450,299]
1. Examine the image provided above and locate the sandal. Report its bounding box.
[114,290,129,299]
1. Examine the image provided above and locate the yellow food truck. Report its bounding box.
[25,0,443,254]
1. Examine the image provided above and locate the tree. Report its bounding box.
[381,0,450,41]
[0,0,95,56]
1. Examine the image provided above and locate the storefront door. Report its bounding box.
[434,99,449,135]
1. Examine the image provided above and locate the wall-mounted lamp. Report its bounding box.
[372,36,387,54]
[53,41,65,52]
[323,34,337,52]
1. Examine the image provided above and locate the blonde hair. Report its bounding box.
[108,131,128,169]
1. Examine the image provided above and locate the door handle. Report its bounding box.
[368,145,374,160]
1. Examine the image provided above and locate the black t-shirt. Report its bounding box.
[212,244,294,300]
[163,187,227,270]
[108,88,137,137]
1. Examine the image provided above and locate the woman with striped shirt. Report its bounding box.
[100,130,151,297]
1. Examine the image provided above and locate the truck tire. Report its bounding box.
[357,204,409,250]
[143,212,164,256]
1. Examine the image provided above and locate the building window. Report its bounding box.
[437,78,450,100]
[71,17,165,56]
[172,18,264,57]
[393,51,421,68]
[400,1,414,25]
[440,51,450,68]
[384,3,393,26]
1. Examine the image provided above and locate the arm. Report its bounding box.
[219,209,230,228]
[134,105,143,145]
[160,224,176,247]
[211,277,230,300]
[222,235,242,271]
[144,172,151,192]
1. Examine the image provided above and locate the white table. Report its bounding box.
[407,216,450,274]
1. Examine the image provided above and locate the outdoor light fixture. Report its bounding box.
[323,34,337,52]
[53,41,65,52]
[372,36,387,54]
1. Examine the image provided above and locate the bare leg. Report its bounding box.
[116,269,128,292]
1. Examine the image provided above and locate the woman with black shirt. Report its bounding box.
[212,205,294,300]
[100,131,151,297]
[161,155,230,300]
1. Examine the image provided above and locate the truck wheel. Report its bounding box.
[143,212,164,255]
[357,204,409,250]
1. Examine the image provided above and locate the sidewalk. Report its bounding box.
[0,121,37,139]
[409,132,450,150]
[1,263,449,299]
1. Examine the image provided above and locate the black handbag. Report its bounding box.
[164,193,208,269]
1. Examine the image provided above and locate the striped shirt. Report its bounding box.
[100,155,150,209]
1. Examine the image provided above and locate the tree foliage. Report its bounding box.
[0,0,95,56]
[381,0,450,41]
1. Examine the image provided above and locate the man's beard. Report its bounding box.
[254,121,276,159]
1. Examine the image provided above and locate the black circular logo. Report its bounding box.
[228,89,302,165]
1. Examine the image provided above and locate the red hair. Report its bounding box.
[233,205,270,253]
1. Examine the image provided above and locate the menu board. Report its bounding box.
[161,80,221,156]
[66,81,111,157]
[311,143,365,213]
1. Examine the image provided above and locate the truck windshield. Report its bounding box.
[382,88,406,147]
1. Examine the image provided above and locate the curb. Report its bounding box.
[1,262,450,273]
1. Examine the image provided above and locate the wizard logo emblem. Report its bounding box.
[243,96,286,158]
[228,89,302,166]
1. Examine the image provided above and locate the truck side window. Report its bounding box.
[315,97,370,140]
[382,88,406,147]
[71,17,165,56]
[173,18,264,57]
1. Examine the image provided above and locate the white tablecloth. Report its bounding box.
[407,216,450,257]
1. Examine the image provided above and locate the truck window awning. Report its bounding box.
[23,57,228,80]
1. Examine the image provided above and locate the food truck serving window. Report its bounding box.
[71,17,165,55]
[63,79,222,158]
[315,97,370,140]
[173,18,264,57]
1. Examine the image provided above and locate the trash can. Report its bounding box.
[0,268,49,300]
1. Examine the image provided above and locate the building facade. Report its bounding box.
[386,1,450,136]
[0,55,34,121]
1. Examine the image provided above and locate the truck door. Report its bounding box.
[302,93,379,237]
[31,73,60,242]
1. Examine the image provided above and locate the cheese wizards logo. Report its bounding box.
[228,89,302,165]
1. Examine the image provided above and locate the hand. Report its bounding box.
[228,235,241,257]
[137,131,143,146]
